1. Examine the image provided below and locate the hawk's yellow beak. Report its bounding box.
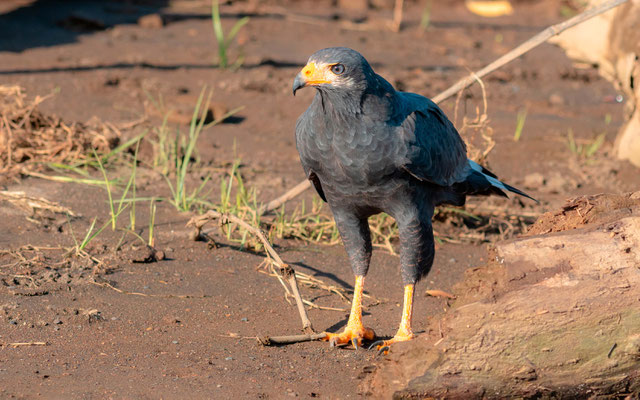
[293,62,331,95]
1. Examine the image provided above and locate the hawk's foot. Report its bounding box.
[368,329,415,355]
[323,323,375,349]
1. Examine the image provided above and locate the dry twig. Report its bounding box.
[2,342,49,348]
[90,281,206,299]
[258,332,328,346]
[0,190,77,216]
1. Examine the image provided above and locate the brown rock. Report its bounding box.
[211,102,229,122]
[138,14,164,29]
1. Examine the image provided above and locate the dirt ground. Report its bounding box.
[1,0,639,398]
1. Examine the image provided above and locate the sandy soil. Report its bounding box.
[1,0,639,398]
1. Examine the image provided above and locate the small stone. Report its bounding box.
[241,317,248,322]
[211,102,229,122]
[523,172,544,189]
[549,93,565,106]
[53,318,63,325]
[513,365,537,381]
[225,357,233,361]
[138,14,164,29]
[172,340,178,344]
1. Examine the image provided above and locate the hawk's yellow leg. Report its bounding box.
[323,275,375,348]
[372,284,415,353]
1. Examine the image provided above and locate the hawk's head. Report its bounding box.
[292,47,375,96]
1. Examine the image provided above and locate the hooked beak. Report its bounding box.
[292,73,305,96]
[292,62,330,96]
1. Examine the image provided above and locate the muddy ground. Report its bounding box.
[1,0,639,398]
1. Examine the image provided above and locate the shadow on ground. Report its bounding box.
[0,0,170,52]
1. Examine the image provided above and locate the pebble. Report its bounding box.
[211,102,229,122]
[549,93,565,106]
[523,172,544,189]
[225,357,233,361]
[138,14,164,29]
[172,340,178,344]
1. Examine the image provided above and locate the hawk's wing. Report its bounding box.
[396,93,469,187]
[295,106,327,202]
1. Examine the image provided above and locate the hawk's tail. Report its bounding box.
[455,160,538,203]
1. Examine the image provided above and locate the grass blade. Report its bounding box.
[513,108,527,142]
[212,0,227,68]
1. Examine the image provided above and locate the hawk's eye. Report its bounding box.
[330,64,345,75]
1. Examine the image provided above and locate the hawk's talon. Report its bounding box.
[351,337,359,350]
[368,340,385,351]
[377,346,390,356]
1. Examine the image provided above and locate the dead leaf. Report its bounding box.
[425,289,456,299]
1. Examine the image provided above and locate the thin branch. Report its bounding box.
[264,0,629,207]
[258,332,327,346]
[391,0,404,32]
[187,210,315,333]
[2,342,49,348]
[260,179,311,214]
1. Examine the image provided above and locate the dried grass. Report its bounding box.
[0,85,119,179]
[453,74,495,166]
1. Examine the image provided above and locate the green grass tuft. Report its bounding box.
[211,0,249,69]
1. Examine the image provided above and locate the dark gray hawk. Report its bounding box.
[292,47,534,350]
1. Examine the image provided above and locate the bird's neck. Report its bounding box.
[315,74,395,121]
[316,90,363,119]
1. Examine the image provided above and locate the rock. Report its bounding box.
[548,92,565,106]
[522,172,544,189]
[211,102,229,122]
[138,14,164,29]
[127,245,165,263]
